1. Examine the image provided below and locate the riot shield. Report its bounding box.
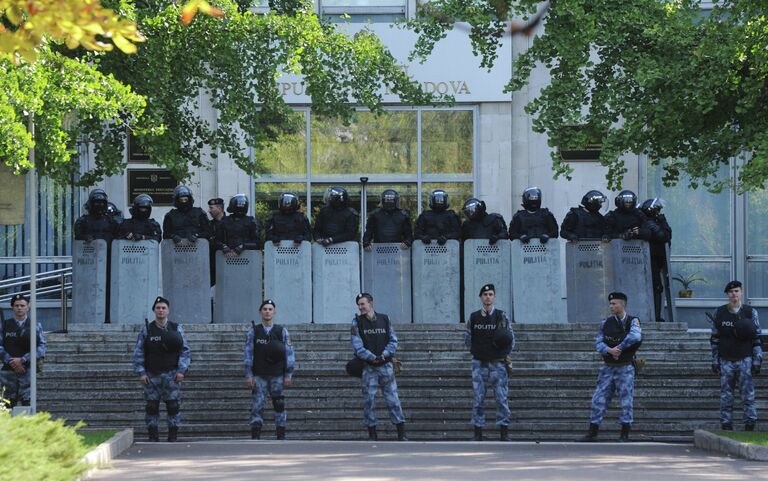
[412,240,460,323]
[161,239,211,324]
[511,238,563,323]
[312,241,360,324]
[363,243,412,323]
[214,250,262,323]
[110,240,160,324]
[264,241,312,324]
[462,239,512,320]
[72,239,108,324]
[565,241,612,323]
[608,240,654,322]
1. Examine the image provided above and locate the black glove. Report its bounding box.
[222,245,232,254]
[752,364,761,376]
[488,235,499,245]
[519,234,530,244]
[363,242,371,249]
[711,363,721,375]
[601,235,611,242]
[421,236,432,245]
[294,238,303,244]
[567,234,579,242]
[621,229,634,240]
[172,235,183,244]
[84,235,94,243]
[540,235,550,244]
[234,245,244,255]
[272,239,280,246]
[437,236,447,245]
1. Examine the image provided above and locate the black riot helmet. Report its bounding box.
[86,189,109,215]
[429,190,449,212]
[130,194,153,220]
[227,194,249,216]
[581,190,607,213]
[462,198,486,221]
[381,189,400,211]
[614,190,637,211]
[107,202,122,219]
[327,186,349,208]
[173,185,194,210]
[522,187,542,211]
[640,198,665,218]
[278,192,299,213]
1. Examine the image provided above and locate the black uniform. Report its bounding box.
[163,207,211,242]
[217,215,262,252]
[461,213,507,243]
[644,213,672,321]
[362,208,413,246]
[508,209,558,241]
[560,206,607,241]
[414,210,461,243]
[265,211,312,242]
[604,208,651,240]
[74,213,119,242]
[118,218,162,242]
[313,206,359,244]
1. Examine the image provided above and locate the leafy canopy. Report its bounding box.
[408,0,768,193]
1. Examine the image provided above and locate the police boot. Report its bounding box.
[367,426,378,441]
[471,426,483,441]
[619,423,631,442]
[577,423,599,442]
[746,422,756,432]
[251,425,262,440]
[396,423,408,441]
[276,426,286,440]
[500,425,510,442]
[167,426,178,442]
[148,426,159,442]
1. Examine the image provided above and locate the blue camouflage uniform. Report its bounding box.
[351,314,405,427]
[132,321,191,428]
[710,305,762,426]
[589,314,642,425]
[244,323,295,428]
[0,316,46,407]
[465,308,514,427]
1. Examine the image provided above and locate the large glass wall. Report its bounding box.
[253,107,476,230]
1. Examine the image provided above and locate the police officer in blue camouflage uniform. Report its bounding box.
[465,284,514,441]
[351,293,408,441]
[0,294,46,408]
[132,296,191,442]
[710,280,762,431]
[579,292,641,442]
[244,299,295,440]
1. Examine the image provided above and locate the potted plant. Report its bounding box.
[673,273,708,298]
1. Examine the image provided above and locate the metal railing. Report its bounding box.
[0,258,72,331]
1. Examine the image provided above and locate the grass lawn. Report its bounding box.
[78,430,119,452]
[716,431,768,446]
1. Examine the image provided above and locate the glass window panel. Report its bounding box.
[322,0,405,6]
[747,262,768,299]
[310,111,417,175]
[360,183,418,224]
[647,161,731,256]
[258,111,307,177]
[747,190,768,255]
[420,182,474,214]
[669,260,731,299]
[422,110,473,175]
[325,13,404,23]
[254,182,307,226]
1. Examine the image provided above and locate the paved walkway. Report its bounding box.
[89,441,768,481]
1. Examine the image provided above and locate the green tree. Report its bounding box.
[407,0,768,193]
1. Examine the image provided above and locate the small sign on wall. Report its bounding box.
[0,165,26,225]
[127,169,177,206]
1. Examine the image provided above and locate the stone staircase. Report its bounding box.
[37,322,766,441]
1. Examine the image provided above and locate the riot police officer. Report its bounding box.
[118,194,162,242]
[244,299,295,440]
[313,187,359,246]
[74,189,120,242]
[509,187,558,243]
[579,292,642,442]
[216,194,262,255]
[207,198,225,286]
[710,281,762,431]
[132,296,191,442]
[460,198,507,244]
[465,284,514,441]
[0,294,46,409]
[641,198,672,322]
[265,192,312,245]
[604,190,650,240]
[560,190,608,242]
[414,190,461,245]
[162,186,211,243]
[351,293,408,441]
[362,189,413,252]
[107,202,125,225]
